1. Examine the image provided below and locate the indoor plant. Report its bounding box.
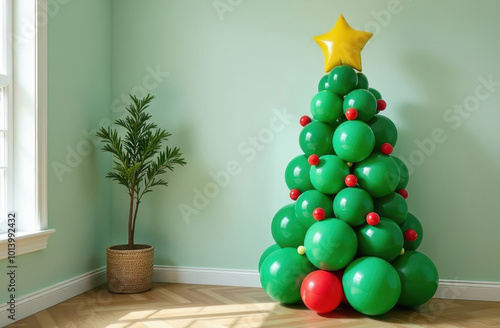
[97,94,186,293]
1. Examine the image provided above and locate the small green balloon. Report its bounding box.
[260,248,316,304]
[343,89,377,122]
[392,251,439,307]
[367,115,398,151]
[327,65,358,96]
[294,190,334,228]
[333,187,373,227]
[400,213,423,250]
[310,91,343,124]
[284,155,314,192]
[343,257,401,316]
[309,155,349,194]
[368,87,382,100]
[258,244,281,272]
[392,156,410,190]
[271,204,309,248]
[333,121,375,163]
[304,219,357,271]
[299,121,335,156]
[318,74,330,92]
[356,72,369,89]
[373,192,408,225]
[357,218,404,262]
[353,153,401,198]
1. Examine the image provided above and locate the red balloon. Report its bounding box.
[289,189,301,200]
[300,270,343,313]
[366,212,380,226]
[345,108,358,121]
[404,229,418,242]
[313,207,326,221]
[345,174,358,187]
[308,154,320,166]
[300,115,312,126]
[377,99,387,111]
[381,142,393,155]
[397,189,409,199]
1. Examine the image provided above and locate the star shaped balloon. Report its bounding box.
[313,14,373,73]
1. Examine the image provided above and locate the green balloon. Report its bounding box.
[400,213,423,250]
[327,65,358,96]
[392,251,439,307]
[368,87,382,100]
[258,244,281,272]
[343,257,401,316]
[310,91,343,123]
[309,155,349,194]
[333,121,375,163]
[299,121,335,156]
[260,248,316,303]
[304,219,357,270]
[353,153,401,198]
[392,156,410,190]
[356,72,369,89]
[333,187,373,227]
[357,218,404,262]
[367,115,398,151]
[373,192,408,225]
[343,89,377,122]
[295,190,334,228]
[271,204,309,248]
[284,155,314,192]
[318,74,330,92]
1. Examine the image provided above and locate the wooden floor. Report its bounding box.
[6,283,500,328]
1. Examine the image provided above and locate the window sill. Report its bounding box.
[0,229,56,260]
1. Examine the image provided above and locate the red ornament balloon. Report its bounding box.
[313,207,326,221]
[377,99,387,111]
[308,154,320,166]
[381,142,393,155]
[404,229,418,242]
[289,189,301,201]
[300,115,312,126]
[300,270,343,314]
[397,189,409,199]
[366,212,380,226]
[345,174,358,187]
[345,108,358,121]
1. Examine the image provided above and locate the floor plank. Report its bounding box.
[6,283,500,327]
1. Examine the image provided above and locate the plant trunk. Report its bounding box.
[128,189,135,249]
[131,197,140,244]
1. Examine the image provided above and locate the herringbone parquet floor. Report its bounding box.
[6,283,500,328]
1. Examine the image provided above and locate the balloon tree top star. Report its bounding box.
[313,14,373,73]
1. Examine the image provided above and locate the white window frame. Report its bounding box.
[0,0,54,259]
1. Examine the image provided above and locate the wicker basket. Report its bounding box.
[107,244,154,293]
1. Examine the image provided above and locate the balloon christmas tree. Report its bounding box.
[259,15,439,316]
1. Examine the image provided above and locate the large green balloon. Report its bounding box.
[368,87,382,100]
[310,91,343,124]
[333,121,375,163]
[367,115,398,151]
[318,74,330,92]
[392,156,410,190]
[258,244,281,272]
[356,72,369,90]
[353,154,401,198]
[271,204,309,248]
[392,251,439,307]
[299,121,335,156]
[327,65,358,96]
[260,248,316,304]
[400,213,423,250]
[343,89,377,122]
[304,219,357,270]
[343,257,401,316]
[357,218,404,262]
[333,188,373,227]
[284,155,314,192]
[309,155,349,194]
[295,190,334,228]
[373,192,408,225]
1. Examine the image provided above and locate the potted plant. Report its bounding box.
[97,94,186,293]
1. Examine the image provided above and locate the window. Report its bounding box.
[0,0,54,259]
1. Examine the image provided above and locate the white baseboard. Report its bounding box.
[0,266,106,326]
[435,279,500,302]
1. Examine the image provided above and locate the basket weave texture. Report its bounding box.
[107,245,154,294]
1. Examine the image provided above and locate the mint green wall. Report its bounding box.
[112,0,500,282]
[0,0,112,302]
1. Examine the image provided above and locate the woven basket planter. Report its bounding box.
[107,244,154,293]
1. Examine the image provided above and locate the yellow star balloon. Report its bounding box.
[313,14,373,73]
